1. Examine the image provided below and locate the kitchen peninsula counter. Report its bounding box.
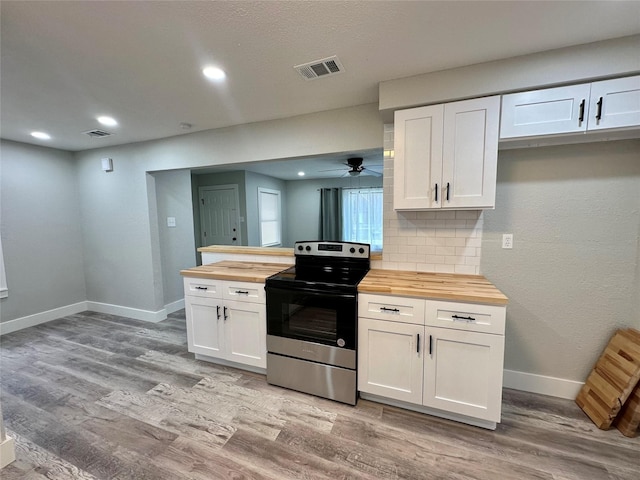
[358,269,508,305]
[180,260,287,283]
[198,244,383,261]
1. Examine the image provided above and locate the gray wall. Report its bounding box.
[285,175,383,246]
[73,104,382,312]
[0,140,86,322]
[153,170,196,305]
[481,139,640,382]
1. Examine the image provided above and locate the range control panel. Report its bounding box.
[294,241,370,259]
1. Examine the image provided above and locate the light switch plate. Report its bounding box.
[167,217,176,227]
[502,234,513,249]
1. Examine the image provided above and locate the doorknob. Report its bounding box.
[232,237,237,241]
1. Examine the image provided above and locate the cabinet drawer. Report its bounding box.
[358,294,425,325]
[184,277,221,298]
[222,281,265,304]
[425,300,505,335]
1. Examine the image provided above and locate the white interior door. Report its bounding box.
[199,185,241,246]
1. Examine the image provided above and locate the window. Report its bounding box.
[258,188,282,247]
[341,187,383,251]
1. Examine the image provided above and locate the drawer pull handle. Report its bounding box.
[452,314,476,322]
[235,290,249,295]
[578,99,586,123]
[216,305,221,320]
[195,286,208,290]
[596,96,603,121]
[380,307,400,313]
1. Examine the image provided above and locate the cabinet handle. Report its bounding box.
[216,305,221,320]
[434,183,438,202]
[452,314,476,322]
[446,182,450,202]
[235,290,249,295]
[195,286,208,290]
[380,307,400,313]
[417,333,420,354]
[596,97,603,121]
[578,99,585,123]
[223,306,228,321]
[429,335,433,355]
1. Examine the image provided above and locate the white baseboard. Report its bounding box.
[503,369,584,400]
[0,435,16,469]
[86,301,167,323]
[0,301,88,335]
[164,298,185,314]
[0,299,184,335]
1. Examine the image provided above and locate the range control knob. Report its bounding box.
[305,246,311,251]
[350,247,356,253]
[359,247,365,254]
[297,245,303,251]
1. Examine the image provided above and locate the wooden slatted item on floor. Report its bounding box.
[575,328,640,430]
[614,328,640,437]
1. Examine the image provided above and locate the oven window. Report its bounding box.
[285,303,337,342]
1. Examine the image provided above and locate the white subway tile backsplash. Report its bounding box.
[382,124,484,276]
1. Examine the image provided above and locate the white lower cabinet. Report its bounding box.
[184,277,267,369]
[358,294,506,428]
[424,327,504,422]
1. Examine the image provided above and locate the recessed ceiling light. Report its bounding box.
[97,116,118,127]
[31,131,51,140]
[203,66,226,81]
[298,171,305,177]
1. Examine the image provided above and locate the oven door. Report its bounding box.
[266,286,357,350]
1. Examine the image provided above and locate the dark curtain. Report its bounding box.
[319,188,342,241]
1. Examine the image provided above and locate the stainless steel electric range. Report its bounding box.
[265,240,370,405]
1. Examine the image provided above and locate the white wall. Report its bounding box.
[481,139,640,383]
[0,140,86,323]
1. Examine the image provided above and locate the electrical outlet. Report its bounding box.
[502,234,513,249]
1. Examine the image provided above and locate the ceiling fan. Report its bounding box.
[321,157,383,177]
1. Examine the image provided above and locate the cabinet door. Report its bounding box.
[442,96,500,209]
[424,327,504,422]
[185,296,223,357]
[588,75,640,131]
[358,318,424,404]
[500,84,591,138]
[393,105,444,210]
[223,300,267,368]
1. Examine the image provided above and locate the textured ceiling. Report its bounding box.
[1,1,639,152]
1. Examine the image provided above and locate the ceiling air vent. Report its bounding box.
[294,55,344,81]
[82,129,113,138]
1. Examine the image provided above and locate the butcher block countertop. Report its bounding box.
[197,244,383,261]
[197,245,295,256]
[358,269,508,305]
[180,261,287,283]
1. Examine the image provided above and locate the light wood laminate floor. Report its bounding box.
[1,311,637,479]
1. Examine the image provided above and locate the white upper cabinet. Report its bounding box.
[500,84,591,138]
[588,76,640,131]
[501,75,640,139]
[393,104,444,210]
[394,96,500,211]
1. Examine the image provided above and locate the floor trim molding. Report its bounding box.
[0,301,88,335]
[503,369,584,400]
[0,435,16,469]
[0,299,188,335]
[85,301,167,323]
